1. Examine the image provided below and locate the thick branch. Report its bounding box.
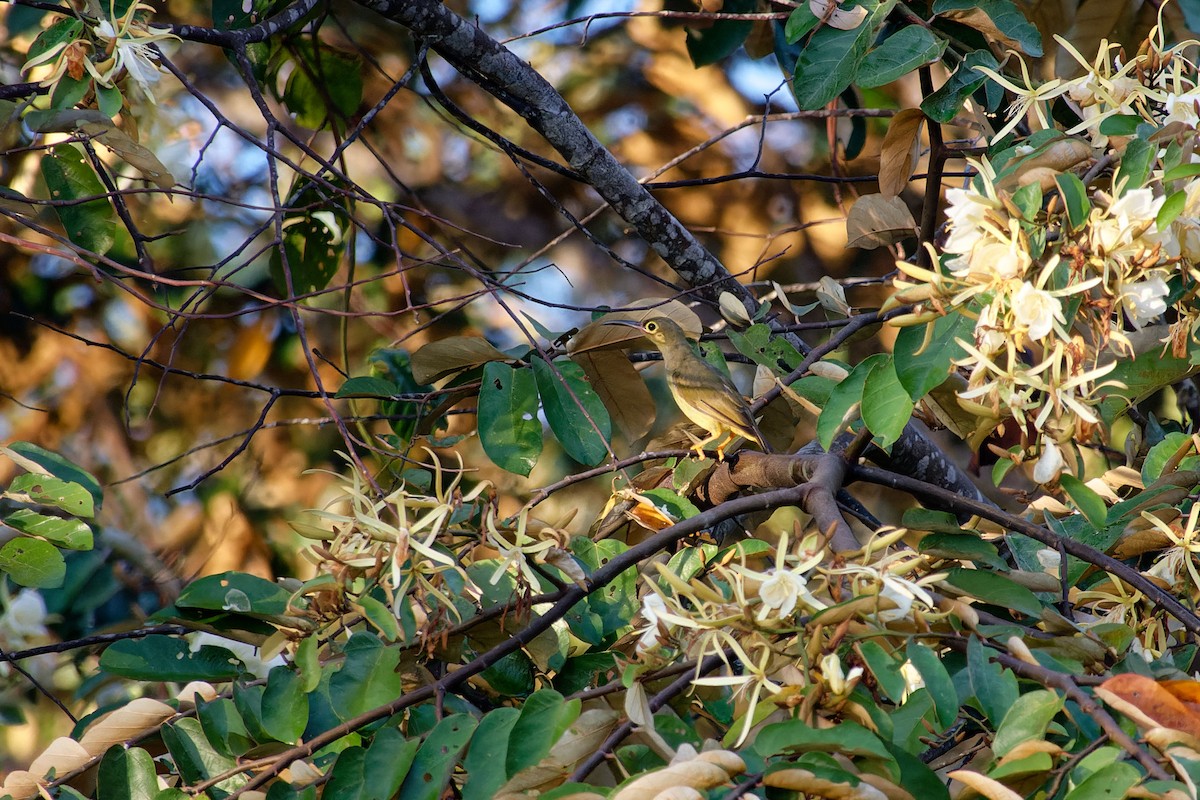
[353,0,753,315]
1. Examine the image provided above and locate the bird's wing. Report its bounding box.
[691,392,763,445]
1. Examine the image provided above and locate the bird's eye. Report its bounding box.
[646,321,658,333]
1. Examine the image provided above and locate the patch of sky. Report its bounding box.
[30,252,76,280]
[727,57,798,112]
[604,106,648,141]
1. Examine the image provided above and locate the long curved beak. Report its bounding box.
[600,319,645,330]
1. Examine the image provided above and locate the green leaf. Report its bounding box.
[861,355,913,449]
[1142,432,1194,485]
[324,746,369,800]
[51,74,90,110]
[1063,761,1140,800]
[1055,172,1091,231]
[97,745,158,800]
[7,473,94,518]
[480,649,536,696]
[906,642,959,730]
[1058,474,1107,528]
[356,592,401,641]
[365,727,420,800]
[993,690,1062,757]
[40,144,116,256]
[6,442,102,510]
[1158,189,1187,231]
[754,718,892,761]
[945,568,1043,616]
[857,26,946,88]
[858,641,906,703]
[921,50,999,123]
[919,532,1007,571]
[232,683,273,743]
[685,0,754,66]
[1099,344,1194,426]
[262,666,310,744]
[269,176,350,297]
[818,353,884,450]
[462,708,521,800]
[902,507,962,533]
[0,509,92,550]
[398,714,478,800]
[25,17,82,65]
[480,362,543,476]
[894,313,971,401]
[932,0,1042,56]
[335,376,399,399]
[97,83,123,118]
[329,633,402,721]
[100,634,242,681]
[532,357,611,466]
[1163,162,1200,183]
[639,488,701,522]
[887,743,950,800]
[369,348,433,442]
[784,4,819,42]
[1113,136,1153,195]
[197,697,254,757]
[176,571,293,617]
[791,2,886,109]
[0,537,65,588]
[726,324,803,374]
[1098,114,1141,136]
[281,42,362,128]
[161,717,243,791]
[506,690,581,776]
[967,635,1019,726]
[1011,181,1042,219]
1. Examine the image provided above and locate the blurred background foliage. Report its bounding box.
[0,0,1191,772]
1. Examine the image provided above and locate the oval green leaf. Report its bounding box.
[480,362,543,476]
[532,357,610,466]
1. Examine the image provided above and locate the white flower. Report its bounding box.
[1122,276,1169,326]
[1011,282,1061,340]
[876,574,933,621]
[943,186,992,260]
[0,589,47,640]
[758,569,807,621]
[899,659,925,702]
[1033,439,1065,484]
[188,632,285,680]
[1162,87,1200,127]
[95,21,165,90]
[820,653,863,696]
[636,593,670,652]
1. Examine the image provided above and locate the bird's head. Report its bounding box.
[601,316,687,347]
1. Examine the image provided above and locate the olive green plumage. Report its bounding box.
[605,317,764,459]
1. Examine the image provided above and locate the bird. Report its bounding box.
[603,316,765,460]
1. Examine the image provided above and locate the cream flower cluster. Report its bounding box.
[895,26,1200,482]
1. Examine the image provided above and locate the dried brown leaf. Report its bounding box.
[845,194,917,249]
[810,0,868,29]
[78,697,176,756]
[947,770,1025,800]
[28,737,91,778]
[410,335,508,384]
[572,348,656,442]
[569,299,702,354]
[1097,674,1200,737]
[879,109,925,198]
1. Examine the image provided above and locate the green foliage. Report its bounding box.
[0,444,97,589]
[40,144,115,256]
